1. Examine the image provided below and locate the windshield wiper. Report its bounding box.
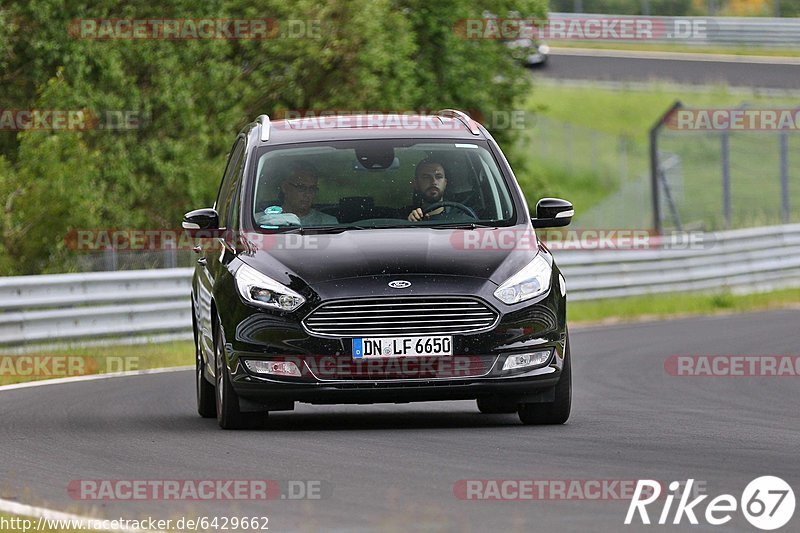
[272,225,369,235]
[428,222,497,230]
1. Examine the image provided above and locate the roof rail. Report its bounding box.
[256,114,271,142]
[435,109,480,135]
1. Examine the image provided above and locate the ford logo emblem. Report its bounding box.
[388,280,411,289]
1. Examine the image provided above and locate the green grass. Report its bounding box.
[525,84,798,137]
[552,42,800,58]
[517,160,619,219]
[569,287,800,324]
[0,341,193,386]
[522,83,800,228]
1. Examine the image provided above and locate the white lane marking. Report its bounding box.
[0,497,166,532]
[550,47,800,65]
[0,367,192,530]
[0,366,192,392]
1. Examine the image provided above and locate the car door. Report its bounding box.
[197,137,246,365]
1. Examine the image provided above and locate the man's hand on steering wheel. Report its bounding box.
[407,207,426,222]
[407,201,478,222]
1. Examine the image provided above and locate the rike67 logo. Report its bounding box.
[626,477,795,530]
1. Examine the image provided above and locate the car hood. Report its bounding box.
[237,226,539,287]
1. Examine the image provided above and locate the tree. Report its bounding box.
[0,0,545,274]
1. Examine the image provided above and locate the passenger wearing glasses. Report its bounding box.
[278,162,338,225]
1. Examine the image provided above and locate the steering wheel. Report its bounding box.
[422,201,478,219]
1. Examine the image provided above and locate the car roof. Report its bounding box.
[245,112,489,146]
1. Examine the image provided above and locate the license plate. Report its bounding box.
[353,336,452,358]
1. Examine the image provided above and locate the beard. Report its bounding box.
[422,187,443,203]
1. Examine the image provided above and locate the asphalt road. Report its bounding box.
[539,49,800,90]
[1,309,798,532]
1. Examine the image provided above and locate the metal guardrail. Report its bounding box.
[550,13,800,48]
[1,225,799,348]
[559,224,800,300]
[0,268,193,348]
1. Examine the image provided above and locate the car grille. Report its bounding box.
[303,297,498,337]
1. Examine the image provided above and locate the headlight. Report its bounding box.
[235,263,305,312]
[538,44,550,55]
[493,254,552,305]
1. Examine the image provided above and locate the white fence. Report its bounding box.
[1,225,799,348]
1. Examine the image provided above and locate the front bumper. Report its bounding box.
[218,261,568,409]
[224,306,566,409]
[232,365,561,409]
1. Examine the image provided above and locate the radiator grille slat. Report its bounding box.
[303,297,498,337]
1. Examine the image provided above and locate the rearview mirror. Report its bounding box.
[530,198,573,228]
[182,208,219,237]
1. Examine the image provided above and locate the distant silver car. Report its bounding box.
[507,38,549,67]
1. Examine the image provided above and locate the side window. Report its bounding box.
[226,151,246,231]
[215,139,245,228]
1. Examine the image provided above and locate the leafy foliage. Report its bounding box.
[0,0,545,274]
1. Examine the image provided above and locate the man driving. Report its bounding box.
[406,158,474,222]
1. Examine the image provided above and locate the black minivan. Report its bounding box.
[184,110,574,429]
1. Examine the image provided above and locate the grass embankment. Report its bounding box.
[570,287,800,325]
[522,83,800,228]
[0,341,193,386]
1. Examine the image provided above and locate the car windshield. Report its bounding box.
[249,140,516,231]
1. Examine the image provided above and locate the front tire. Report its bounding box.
[214,323,247,429]
[195,322,216,418]
[518,334,572,425]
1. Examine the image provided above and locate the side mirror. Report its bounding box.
[530,198,573,228]
[182,208,220,237]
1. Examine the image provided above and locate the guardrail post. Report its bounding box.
[650,127,662,234]
[104,248,118,271]
[721,132,731,229]
[780,131,790,224]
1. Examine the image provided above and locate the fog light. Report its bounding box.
[245,360,301,377]
[502,350,551,371]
